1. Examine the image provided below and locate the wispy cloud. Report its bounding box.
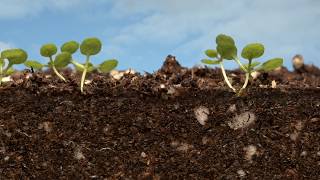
[0,0,92,19]
[0,0,319,71]
[107,0,320,70]
[0,41,14,51]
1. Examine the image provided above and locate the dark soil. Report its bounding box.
[0,56,320,179]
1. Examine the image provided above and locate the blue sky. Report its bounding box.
[0,0,319,72]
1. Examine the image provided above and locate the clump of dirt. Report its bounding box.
[0,56,319,179]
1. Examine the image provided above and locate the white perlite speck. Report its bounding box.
[110,70,124,80]
[194,106,210,125]
[228,112,256,130]
[74,147,85,160]
[244,145,257,161]
[227,104,237,113]
[141,152,147,158]
[237,169,246,177]
[271,80,277,88]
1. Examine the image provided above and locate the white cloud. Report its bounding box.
[0,42,14,51]
[107,0,320,69]
[0,0,91,19]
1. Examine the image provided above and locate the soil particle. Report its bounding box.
[158,55,184,74]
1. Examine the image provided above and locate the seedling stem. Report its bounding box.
[0,64,2,85]
[219,60,236,92]
[80,55,90,92]
[49,56,66,82]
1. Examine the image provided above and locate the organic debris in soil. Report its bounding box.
[0,56,320,179]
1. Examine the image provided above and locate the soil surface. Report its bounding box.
[0,56,320,179]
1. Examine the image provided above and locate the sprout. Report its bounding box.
[0,48,28,85]
[80,38,102,56]
[74,37,118,93]
[60,41,86,71]
[40,43,67,82]
[54,52,72,68]
[61,41,79,54]
[40,44,57,57]
[202,34,283,95]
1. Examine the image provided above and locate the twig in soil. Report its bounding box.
[15,129,31,138]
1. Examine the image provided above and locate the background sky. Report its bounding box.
[0,0,319,72]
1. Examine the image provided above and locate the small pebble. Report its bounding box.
[300,151,307,157]
[4,156,9,161]
[237,169,246,177]
[141,152,147,158]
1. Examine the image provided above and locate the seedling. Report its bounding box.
[0,48,28,85]
[38,43,72,82]
[202,34,283,94]
[71,37,118,93]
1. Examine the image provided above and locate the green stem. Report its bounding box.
[80,55,90,93]
[219,61,236,92]
[49,56,66,82]
[71,60,85,70]
[234,56,246,72]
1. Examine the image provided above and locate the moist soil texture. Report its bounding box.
[0,56,320,179]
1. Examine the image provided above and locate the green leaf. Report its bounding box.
[98,59,118,73]
[241,61,261,71]
[24,60,44,69]
[75,62,95,72]
[201,59,220,65]
[40,44,57,57]
[241,43,264,60]
[216,34,235,45]
[1,49,28,64]
[54,52,72,68]
[5,67,15,75]
[217,43,237,60]
[205,49,218,58]
[80,37,102,56]
[215,34,237,60]
[260,58,283,72]
[61,41,79,54]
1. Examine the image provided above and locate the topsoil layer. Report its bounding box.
[0,56,320,179]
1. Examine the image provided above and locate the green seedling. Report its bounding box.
[70,37,118,93]
[202,34,283,95]
[60,41,85,70]
[39,43,72,82]
[0,48,28,85]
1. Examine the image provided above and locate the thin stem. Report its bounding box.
[234,56,246,72]
[71,60,85,70]
[0,63,3,85]
[239,59,252,94]
[0,62,13,85]
[80,55,90,93]
[219,61,236,92]
[49,56,66,82]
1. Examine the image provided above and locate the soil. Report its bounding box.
[0,55,319,179]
